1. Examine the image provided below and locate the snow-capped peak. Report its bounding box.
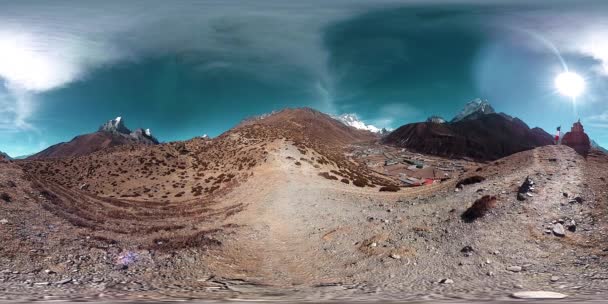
[99,116,130,134]
[145,128,152,137]
[333,113,381,133]
[451,98,495,122]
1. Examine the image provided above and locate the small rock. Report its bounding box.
[369,242,377,248]
[55,278,72,285]
[460,246,474,255]
[439,278,454,284]
[551,276,560,282]
[34,282,50,286]
[507,266,522,272]
[487,271,494,276]
[0,219,8,225]
[553,223,566,237]
[389,253,401,260]
[566,220,576,232]
[511,291,567,299]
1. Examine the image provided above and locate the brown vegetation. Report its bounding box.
[379,185,400,192]
[318,172,338,181]
[461,195,497,222]
[456,175,486,188]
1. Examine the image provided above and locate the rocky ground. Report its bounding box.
[0,144,606,302]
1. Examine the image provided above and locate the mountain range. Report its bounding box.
[0,151,10,161]
[383,99,554,160]
[22,100,560,161]
[28,117,158,159]
[332,113,383,133]
[592,140,608,153]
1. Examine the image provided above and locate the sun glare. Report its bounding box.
[554,71,585,99]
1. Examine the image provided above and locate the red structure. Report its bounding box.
[562,120,591,157]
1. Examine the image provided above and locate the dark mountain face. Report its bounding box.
[383,113,553,161]
[28,117,158,160]
[0,151,10,161]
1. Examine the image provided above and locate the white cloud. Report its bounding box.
[370,102,422,128]
[0,0,607,135]
[587,111,608,128]
[588,111,608,121]
[0,1,374,131]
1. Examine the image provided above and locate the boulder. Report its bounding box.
[562,120,591,157]
[553,223,566,237]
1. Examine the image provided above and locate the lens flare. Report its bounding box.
[554,71,585,98]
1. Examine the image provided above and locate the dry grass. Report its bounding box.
[352,178,367,187]
[379,185,400,192]
[318,172,338,181]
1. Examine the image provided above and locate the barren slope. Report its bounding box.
[1,110,607,301]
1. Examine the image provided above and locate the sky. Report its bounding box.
[1,0,608,156]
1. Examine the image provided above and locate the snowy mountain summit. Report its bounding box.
[333,113,381,133]
[99,116,131,134]
[98,116,159,144]
[451,98,495,122]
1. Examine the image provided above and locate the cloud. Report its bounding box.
[0,0,377,131]
[1,0,608,135]
[369,103,422,128]
[587,111,608,128]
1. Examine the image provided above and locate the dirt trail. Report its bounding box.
[211,144,603,298]
[1,143,607,302]
[212,144,347,286]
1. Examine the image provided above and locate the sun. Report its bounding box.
[554,71,585,99]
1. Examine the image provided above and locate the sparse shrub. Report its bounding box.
[340,178,349,184]
[353,179,366,187]
[151,230,221,251]
[318,172,338,180]
[379,185,400,192]
[0,192,11,202]
[456,176,486,188]
[462,195,497,223]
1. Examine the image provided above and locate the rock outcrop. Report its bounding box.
[451,98,495,123]
[562,120,591,157]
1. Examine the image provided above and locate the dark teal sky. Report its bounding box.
[1,1,607,156]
